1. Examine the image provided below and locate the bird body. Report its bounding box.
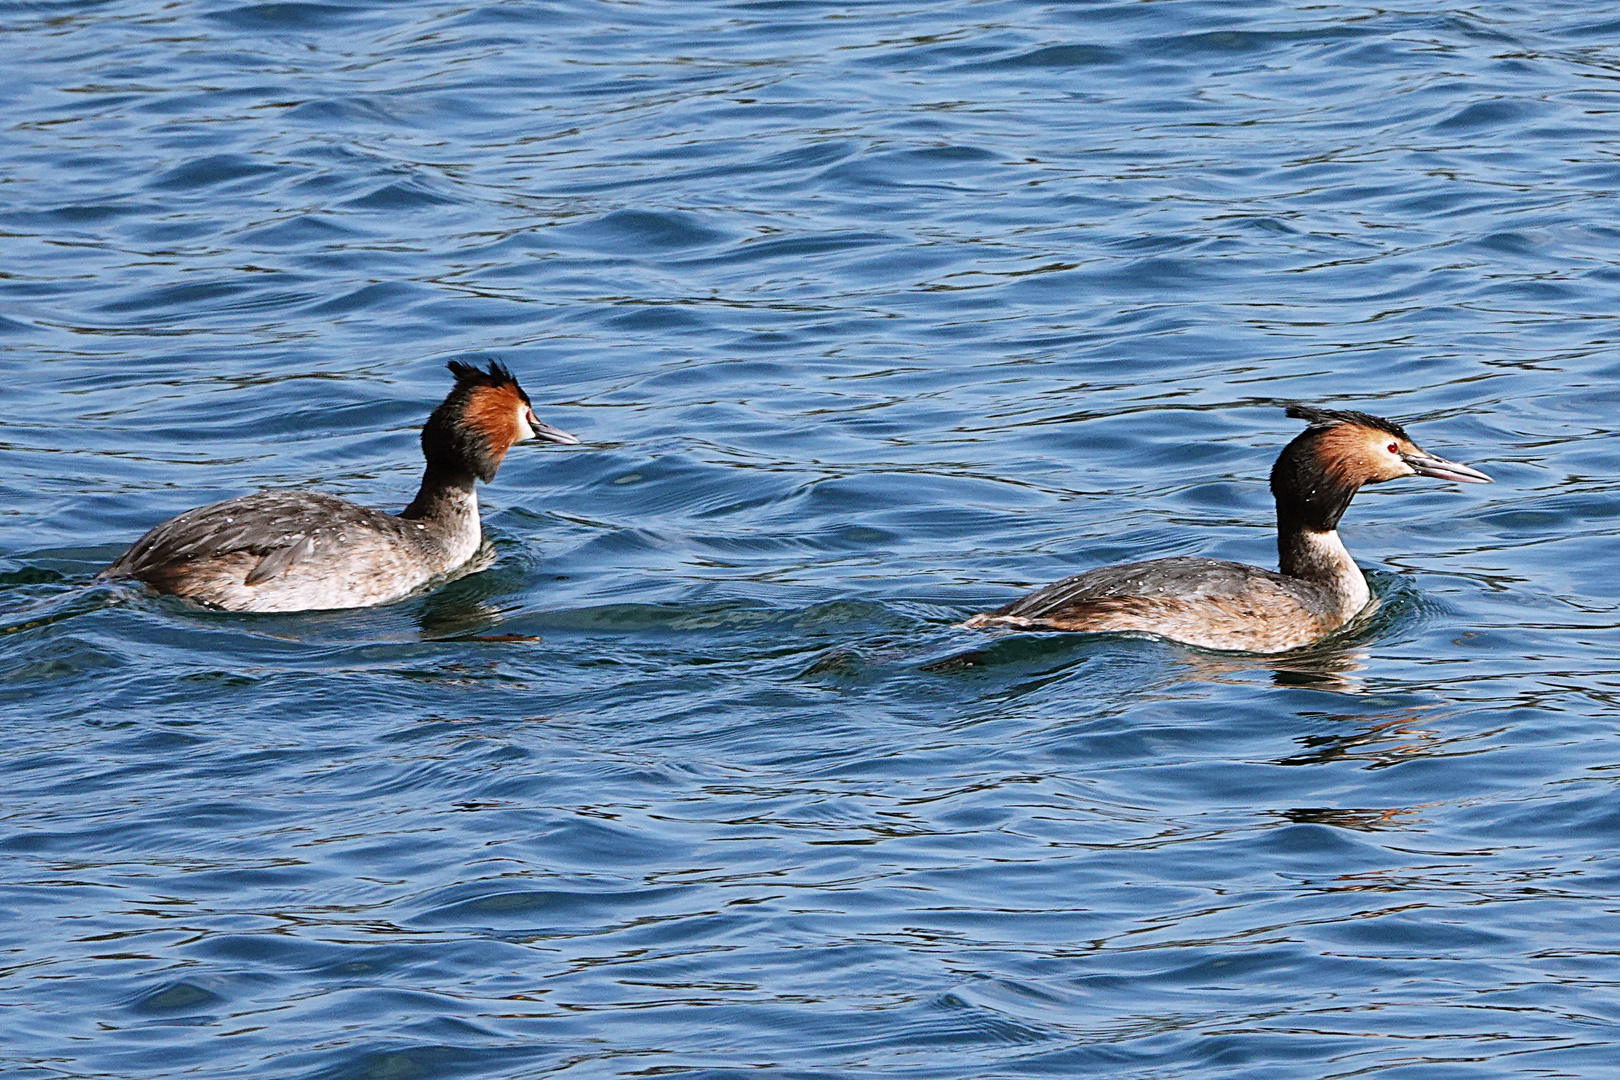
[964,406,1490,653]
[102,360,577,613]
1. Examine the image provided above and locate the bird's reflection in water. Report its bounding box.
[414,545,542,642]
[912,632,1376,706]
[1274,710,1457,770]
[1276,805,1428,832]
[1178,643,1371,694]
[416,593,524,640]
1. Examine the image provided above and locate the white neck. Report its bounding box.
[1283,528,1370,617]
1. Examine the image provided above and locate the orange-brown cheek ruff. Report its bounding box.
[1316,425,1413,487]
[462,384,527,466]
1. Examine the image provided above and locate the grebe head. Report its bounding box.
[422,359,579,482]
[1271,405,1491,531]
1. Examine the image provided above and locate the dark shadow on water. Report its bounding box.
[0,572,128,640]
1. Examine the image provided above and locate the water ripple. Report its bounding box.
[4,1,1620,1077]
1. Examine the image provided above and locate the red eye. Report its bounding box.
[1387,443,1398,454]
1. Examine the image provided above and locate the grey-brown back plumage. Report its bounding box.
[997,557,1309,616]
[973,557,1348,653]
[101,490,464,612]
[99,359,573,613]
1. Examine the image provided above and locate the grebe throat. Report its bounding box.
[399,469,482,568]
[1279,527,1369,617]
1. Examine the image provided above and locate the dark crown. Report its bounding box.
[1285,404,1409,441]
[447,359,528,401]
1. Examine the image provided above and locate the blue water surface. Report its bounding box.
[3,1,1620,1077]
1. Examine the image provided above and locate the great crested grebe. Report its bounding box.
[963,406,1491,653]
[102,360,578,613]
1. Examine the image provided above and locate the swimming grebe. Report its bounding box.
[962,406,1491,653]
[101,360,578,613]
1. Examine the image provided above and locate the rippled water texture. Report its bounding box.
[5,1,1620,1076]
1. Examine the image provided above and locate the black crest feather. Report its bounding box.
[447,358,520,391]
[414,359,532,485]
[1285,404,1410,441]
